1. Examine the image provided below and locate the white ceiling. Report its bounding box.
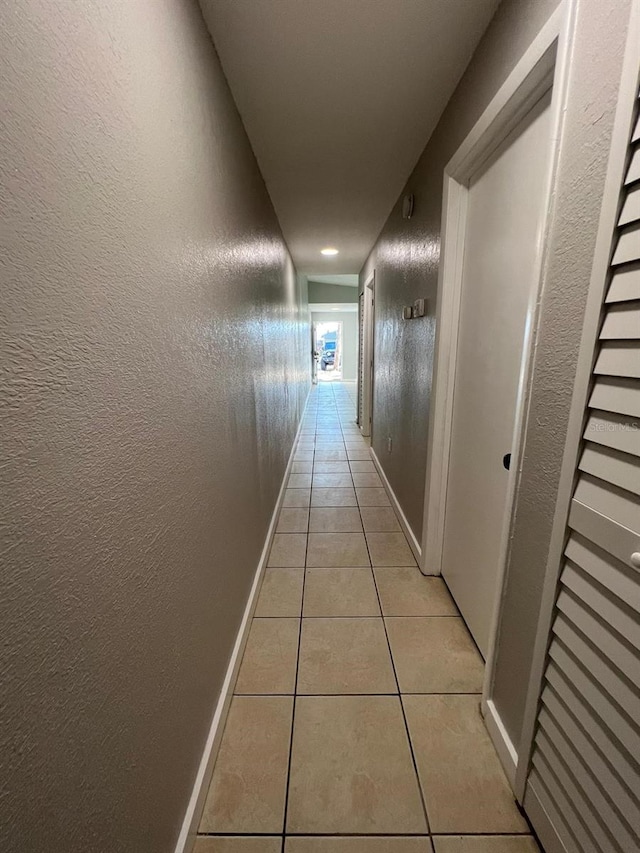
[200,0,499,274]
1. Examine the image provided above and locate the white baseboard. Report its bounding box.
[370,448,422,565]
[482,697,519,790]
[173,392,310,853]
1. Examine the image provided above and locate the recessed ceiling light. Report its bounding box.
[321,247,339,256]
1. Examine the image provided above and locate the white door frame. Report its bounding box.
[359,272,375,436]
[419,0,576,781]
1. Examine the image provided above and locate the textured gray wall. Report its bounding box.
[360,0,560,542]
[491,0,633,748]
[0,1,308,852]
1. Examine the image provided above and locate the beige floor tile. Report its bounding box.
[314,450,348,461]
[348,460,376,473]
[375,568,458,616]
[403,695,529,834]
[309,507,363,533]
[276,508,309,533]
[294,452,314,462]
[268,533,307,567]
[303,568,380,616]
[352,472,383,488]
[291,460,313,474]
[195,837,282,852]
[286,838,433,852]
[199,696,293,833]
[311,488,357,507]
[235,618,299,694]
[359,506,401,532]
[306,532,370,567]
[356,487,390,506]
[313,461,351,473]
[386,617,483,693]
[283,489,311,508]
[313,472,354,488]
[432,838,539,853]
[297,617,396,694]
[366,532,416,566]
[255,569,304,617]
[287,696,427,833]
[288,473,312,489]
[344,439,368,448]
[347,449,372,460]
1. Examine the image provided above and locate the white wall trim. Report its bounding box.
[482,697,518,789]
[173,391,310,853]
[359,272,375,437]
[370,447,422,564]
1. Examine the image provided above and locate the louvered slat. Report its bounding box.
[605,263,640,302]
[582,410,640,456]
[599,300,640,338]
[589,376,640,416]
[626,146,640,184]
[579,443,640,495]
[618,184,640,226]
[612,222,640,265]
[593,340,640,377]
[573,474,640,531]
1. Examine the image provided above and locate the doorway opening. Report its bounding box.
[314,321,343,382]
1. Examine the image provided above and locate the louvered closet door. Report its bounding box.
[524,89,640,853]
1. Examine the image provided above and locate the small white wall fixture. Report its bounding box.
[420,0,576,783]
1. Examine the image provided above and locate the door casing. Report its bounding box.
[420,0,575,788]
[358,272,375,437]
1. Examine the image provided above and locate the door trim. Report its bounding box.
[421,3,566,579]
[420,0,577,779]
[359,272,375,437]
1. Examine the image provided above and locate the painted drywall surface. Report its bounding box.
[308,280,359,304]
[0,2,308,853]
[311,311,359,382]
[360,0,560,542]
[491,0,633,748]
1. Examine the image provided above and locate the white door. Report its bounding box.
[442,91,553,656]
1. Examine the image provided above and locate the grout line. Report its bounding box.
[279,408,314,853]
[357,496,434,838]
[256,614,462,620]
[198,831,535,838]
[233,691,483,697]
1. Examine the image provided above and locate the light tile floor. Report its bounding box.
[197,381,541,853]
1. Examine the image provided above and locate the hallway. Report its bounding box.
[195,382,539,852]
